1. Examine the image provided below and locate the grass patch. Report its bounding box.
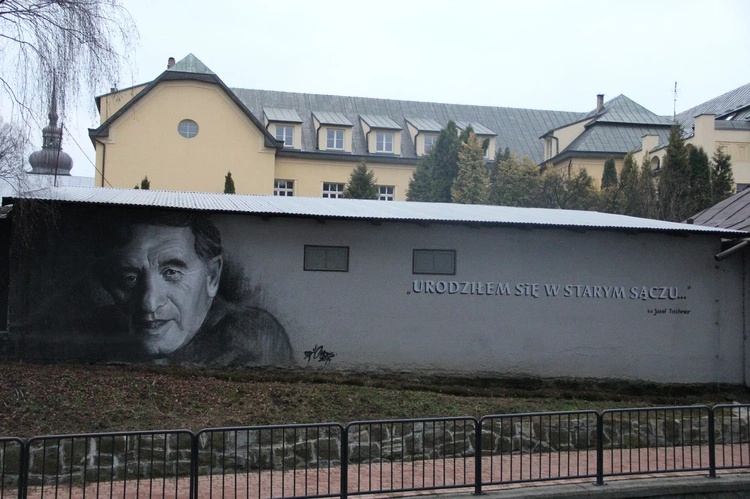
[1,362,748,438]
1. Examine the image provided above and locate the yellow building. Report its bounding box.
[88,54,578,199]
[90,54,750,197]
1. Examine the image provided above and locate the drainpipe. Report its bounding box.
[715,240,750,261]
[94,138,107,187]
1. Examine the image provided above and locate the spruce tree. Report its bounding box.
[451,133,490,204]
[490,153,542,207]
[601,157,618,189]
[711,145,734,204]
[657,124,691,221]
[638,154,657,218]
[686,145,711,214]
[344,161,379,199]
[618,152,640,216]
[224,171,236,194]
[140,176,150,190]
[407,121,462,202]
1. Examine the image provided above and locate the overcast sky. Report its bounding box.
[32,0,750,177]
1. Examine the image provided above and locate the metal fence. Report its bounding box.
[2,404,749,498]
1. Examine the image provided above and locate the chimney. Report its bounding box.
[596,94,605,111]
[167,57,176,69]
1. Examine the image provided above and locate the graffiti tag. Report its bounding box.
[304,345,336,365]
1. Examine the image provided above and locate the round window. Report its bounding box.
[178,119,199,138]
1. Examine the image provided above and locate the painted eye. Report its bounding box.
[162,268,181,280]
[119,273,138,289]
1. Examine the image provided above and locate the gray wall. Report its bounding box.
[214,215,746,384]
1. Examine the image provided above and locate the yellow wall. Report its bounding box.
[274,157,415,200]
[94,80,276,193]
[544,119,592,160]
[551,157,624,187]
[98,85,148,122]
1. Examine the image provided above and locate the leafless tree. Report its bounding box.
[0,122,26,192]
[0,0,137,122]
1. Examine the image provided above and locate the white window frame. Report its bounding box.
[378,185,394,201]
[274,179,294,196]
[322,182,344,198]
[423,134,437,154]
[327,129,345,150]
[375,131,394,153]
[178,119,199,139]
[275,125,295,148]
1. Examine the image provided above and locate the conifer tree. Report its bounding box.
[224,171,236,194]
[407,121,462,202]
[618,152,640,216]
[344,161,379,199]
[711,145,734,204]
[140,176,150,190]
[638,154,658,218]
[686,145,711,214]
[601,157,618,189]
[490,153,542,207]
[657,124,691,221]
[451,133,490,204]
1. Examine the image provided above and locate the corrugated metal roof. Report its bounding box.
[405,117,443,132]
[4,187,745,237]
[359,114,402,130]
[455,121,496,136]
[264,107,302,123]
[312,111,352,126]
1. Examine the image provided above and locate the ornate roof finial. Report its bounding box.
[28,80,72,175]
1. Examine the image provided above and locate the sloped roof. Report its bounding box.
[264,108,303,123]
[3,186,745,237]
[405,117,443,132]
[690,188,750,232]
[565,125,673,155]
[677,82,750,134]
[312,111,353,126]
[588,95,673,126]
[360,114,402,130]
[455,121,496,136]
[168,53,214,75]
[89,54,279,149]
[232,88,579,163]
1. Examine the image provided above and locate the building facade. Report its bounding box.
[2,187,749,384]
[90,54,750,198]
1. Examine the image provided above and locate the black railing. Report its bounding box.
[2,404,750,498]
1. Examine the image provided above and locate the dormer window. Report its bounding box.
[405,118,443,156]
[313,111,353,152]
[456,121,497,161]
[360,115,402,155]
[327,129,345,150]
[424,134,437,153]
[376,132,394,153]
[275,125,295,148]
[264,108,302,150]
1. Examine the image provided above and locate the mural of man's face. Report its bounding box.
[106,224,223,355]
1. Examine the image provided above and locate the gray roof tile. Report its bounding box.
[677,82,750,133]
[405,117,443,132]
[359,114,402,130]
[455,121,496,136]
[232,88,579,162]
[264,107,302,122]
[311,111,353,126]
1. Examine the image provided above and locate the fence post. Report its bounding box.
[190,432,199,499]
[474,418,482,495]
[596,412,604,486]
[708,408,716,478]
[18,439,28,499]
[340,425,348,499]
